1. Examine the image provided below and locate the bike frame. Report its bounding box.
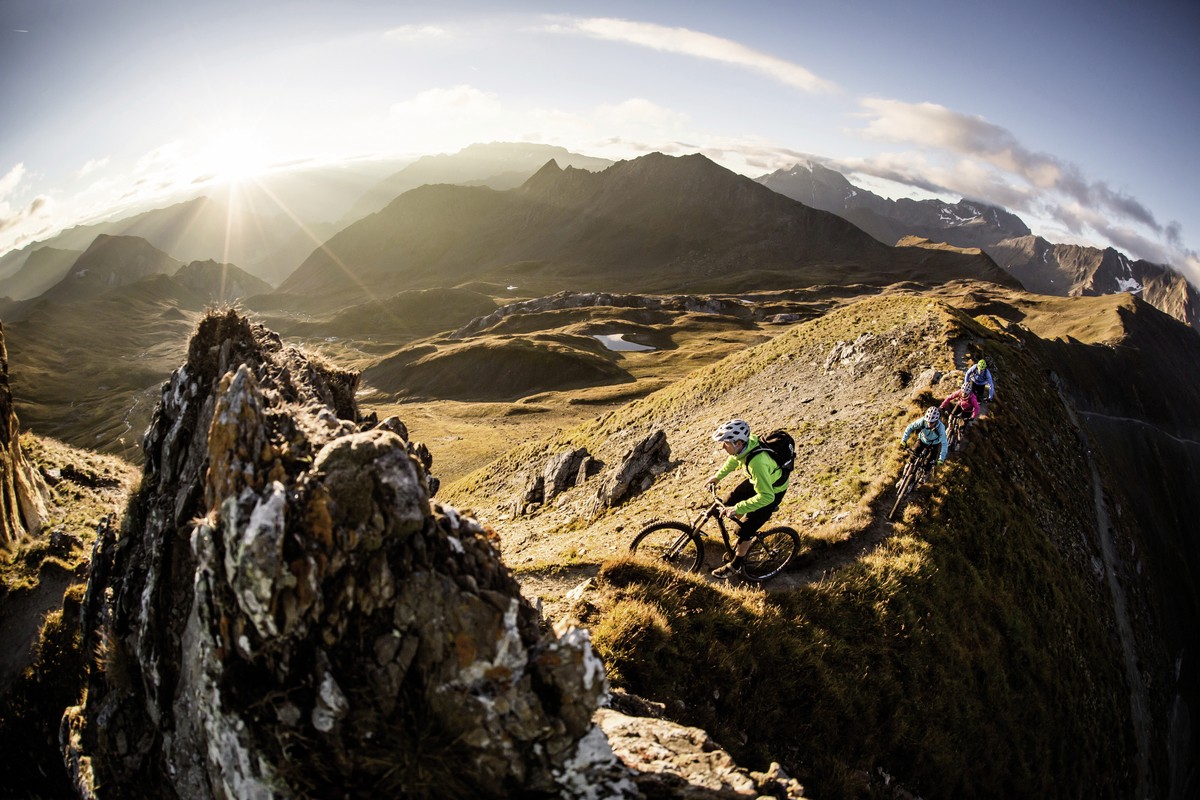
[687,490,745,558]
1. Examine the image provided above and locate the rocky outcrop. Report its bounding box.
[595,430,671,509]
[62,309,610,798]
[515,447,601,515]
[0,321,52,546]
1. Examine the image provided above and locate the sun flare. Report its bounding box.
[201,128,270,185]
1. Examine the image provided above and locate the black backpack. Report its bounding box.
[746,429,795,488]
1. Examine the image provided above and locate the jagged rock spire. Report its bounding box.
[0,321,52,546]
[63,309,610,798]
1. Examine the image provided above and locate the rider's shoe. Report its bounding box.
[712,563,741,579]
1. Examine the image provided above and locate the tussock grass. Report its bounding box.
[586,302,1132,799]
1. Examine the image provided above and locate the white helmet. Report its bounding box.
[924,407,941,427]
[712,418,750,444]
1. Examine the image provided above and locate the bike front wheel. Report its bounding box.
[742,527,802,581]
[888,457,919,521]
[946,415,962,452]
[629,521,704,573]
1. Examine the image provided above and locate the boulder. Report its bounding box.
[543,446,591,500]
[595,430,671,509]
[62,309,608,798]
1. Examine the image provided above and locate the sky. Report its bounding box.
[2,0,1198,284]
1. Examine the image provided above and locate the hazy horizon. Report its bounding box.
[2,0,1197,284]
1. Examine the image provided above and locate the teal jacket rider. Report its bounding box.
[901,418,949,463]
[711,433,790,515]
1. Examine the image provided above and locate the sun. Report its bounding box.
[201,128,270,185]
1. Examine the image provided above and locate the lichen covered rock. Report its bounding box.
[64,310,607,798]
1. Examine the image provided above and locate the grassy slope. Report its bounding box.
[0,434,138,796]
[448,292,1133,798]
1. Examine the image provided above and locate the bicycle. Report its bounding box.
[888,444,938,521]
[629,488,802,581]
[945,407,966,453]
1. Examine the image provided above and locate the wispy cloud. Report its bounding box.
[838,97,1200,279]
[544,16,837,94]
[76,156,110,178]
[856,99,1161,230]
[384,24,449,42]
[0,164,53,236]
[0,163,24,198]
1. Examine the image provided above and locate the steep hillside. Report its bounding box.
[282,153,1016,305]
[444,289,1191,798]
[0,432,137,797]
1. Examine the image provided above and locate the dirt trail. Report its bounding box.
[518,499,908,614]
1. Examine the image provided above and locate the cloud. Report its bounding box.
[0,164,51,239]
[76,156,110,178]
[384,24,449,42]
[855,98,1163,231]
[391,85,502,119]
[0,163,25,198]
[0,194,53,234]
[545,16,837,94]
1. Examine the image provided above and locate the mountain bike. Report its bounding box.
[945,407,966,453]
[629,488,802,582]
[888,444,938,521]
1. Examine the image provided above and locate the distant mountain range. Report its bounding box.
[4,236,274,323]
[282,152,1014,303]
[0,196,312,292]
[0,143,615,297]
[759,160,1199,329]
[340,142,615,224]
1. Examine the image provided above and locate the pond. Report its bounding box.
[593,333,656,352]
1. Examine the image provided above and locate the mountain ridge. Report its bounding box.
[758,161,1200,330]
[282,152,1017,303]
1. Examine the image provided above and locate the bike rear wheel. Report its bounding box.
[629,521,704,572]
[741,527,802,581]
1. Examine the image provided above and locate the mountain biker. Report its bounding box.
[704,419,789,578]
[899,407,949,467]
[940,384,980,424]
[962,358,995,403]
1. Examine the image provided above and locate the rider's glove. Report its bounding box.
[898,440,907,450]
[705,479,717,492]
[938,459,945,466]
[722,507,739,519]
